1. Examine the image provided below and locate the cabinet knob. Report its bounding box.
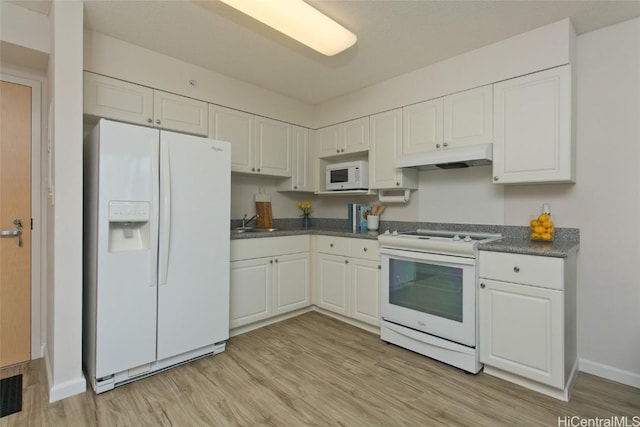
[252,168,256,172]
[294,186,297,190]
[363,247,368,252]
[493,176,499,181]
[275,259,278,263]
[378,265,381,269]
[336,149,340,153]
[480,283,485,289]
[341,148,345,152]
[257,168,261,172]
[443,142,449,148]
[330,243,334,247]
[155,119,161,125]
[396,182,400,186]
[270,260,273,264]
[513,266,520,272]
[345,259,349,264]
[436,144,441,149]
[147,118,153,124]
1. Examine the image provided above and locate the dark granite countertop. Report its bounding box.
[231,226,379,241]
[478,237,579,258]
[230,218,580,257]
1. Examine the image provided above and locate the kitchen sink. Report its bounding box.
[231,227,279,233]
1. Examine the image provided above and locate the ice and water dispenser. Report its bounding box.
[108,201,151,252]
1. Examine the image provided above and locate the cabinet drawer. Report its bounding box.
[350,239,380,261]
[479,251,564,291]
[231,235,309,261]
[316,235,349,257]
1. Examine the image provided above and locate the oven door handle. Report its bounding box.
[380,247,476,266]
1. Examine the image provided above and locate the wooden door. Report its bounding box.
[0,80,32,367]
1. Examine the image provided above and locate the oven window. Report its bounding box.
[389,258,463,322]
[330,168,348,183]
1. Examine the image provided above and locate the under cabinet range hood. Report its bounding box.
[395,143,493,170]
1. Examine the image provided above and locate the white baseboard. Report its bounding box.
[44,346,87,402]
[579,358,640,389]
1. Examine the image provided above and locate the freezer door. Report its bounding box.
[94,120,159,377]
[157,131,231,360]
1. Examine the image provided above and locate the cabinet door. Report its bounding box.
[83,71,153,126]
[291,126,312,191]
[273,253,310,316]
[209,105,254,173]
[370,108,416,189]
[479,279,564,388]
[343,117,370,154]
[444,85,493,148]
[493,65,574,184]
[230,258,272,328]
[351,258,380,326]
[370,109,400,189]
[400,98,443,159]
[316,253,350,316]
[153,90,208,136]
[255,117,292,177]
[317,124,342,158]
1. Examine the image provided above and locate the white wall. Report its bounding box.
[504,17,640,384]
[46,0,86,402]
[83,31,314,128]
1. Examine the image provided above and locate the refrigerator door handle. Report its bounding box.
[159,141,171,286]
[150,141,160,287]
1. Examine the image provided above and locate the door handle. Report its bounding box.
[1,218,23,247]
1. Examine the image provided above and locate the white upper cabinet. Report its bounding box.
[399,85,492,160]
[209,106,292,177]
[443,85,493,148]
[369,108,417,190]
[209,105,255,173]
[492,65,575,184]
[153,90,208,136]
[255,116,292,177]
[401,98,443,158]
[277,126,315,192]
[317,117,370,158]
[84,72,208,136]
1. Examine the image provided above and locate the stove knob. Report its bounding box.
[383,230,391,235]
[463,235,472,242]
[453,234,461,241]
[392,230,399,236]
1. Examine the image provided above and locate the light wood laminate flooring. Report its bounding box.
[1,312,638,426]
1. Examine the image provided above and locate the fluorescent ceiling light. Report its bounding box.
[219,0,357,56]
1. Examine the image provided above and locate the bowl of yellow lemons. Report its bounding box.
[530,213,554,241]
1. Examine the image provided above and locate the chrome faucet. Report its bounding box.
[241,213,259,228]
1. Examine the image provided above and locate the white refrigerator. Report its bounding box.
[83,119,230,393]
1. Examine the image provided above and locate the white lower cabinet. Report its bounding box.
[230,236,310,329]
[315,236,380,326]
[478,250,577,400]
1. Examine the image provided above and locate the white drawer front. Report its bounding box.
[350,239,380,261]
[479,251,564,291]
[231,235,309,261]
[316,235,350,257]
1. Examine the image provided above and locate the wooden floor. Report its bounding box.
[1,312,638,426]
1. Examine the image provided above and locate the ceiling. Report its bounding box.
[12,0,640,105]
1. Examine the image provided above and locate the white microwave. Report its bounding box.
[326,160,369,190]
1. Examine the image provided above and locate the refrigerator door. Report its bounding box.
[94,120,159,377]
[157,131,231,360]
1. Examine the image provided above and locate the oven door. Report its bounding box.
[380,247,477,347]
